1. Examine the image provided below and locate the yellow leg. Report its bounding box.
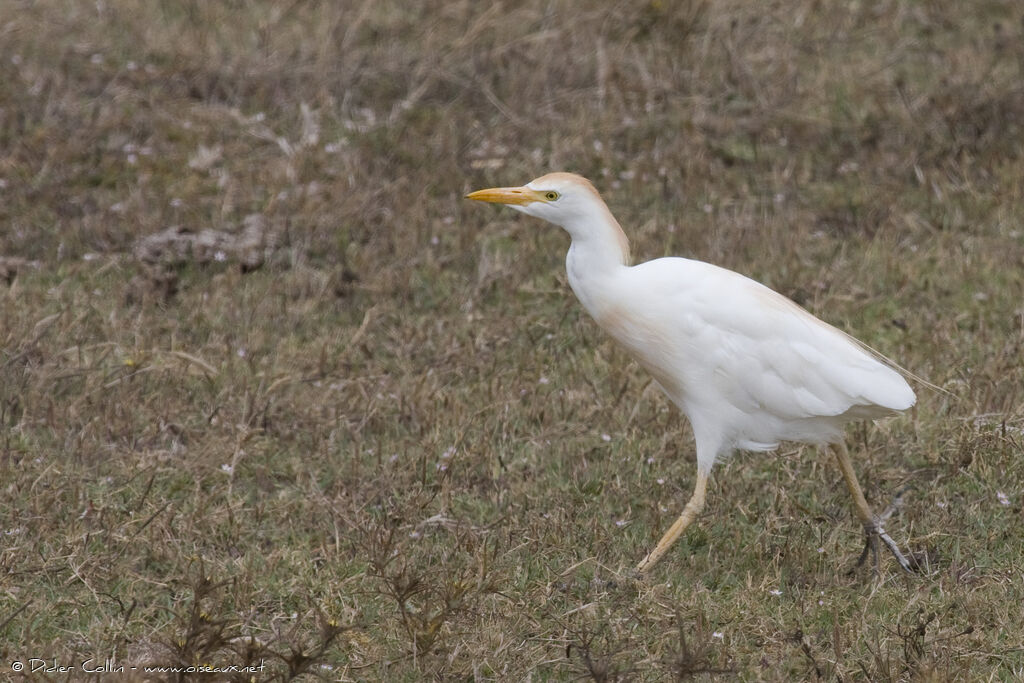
[636,469,709,574]
[831,440,913,574]
[832,440,874,525]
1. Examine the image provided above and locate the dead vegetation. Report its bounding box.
[1,0,1023,679]
[133,216,275,271]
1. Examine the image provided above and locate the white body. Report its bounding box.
[470,172,915,474]
[568,254,914,470]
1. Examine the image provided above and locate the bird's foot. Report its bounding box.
[851,487,915,575]
[854,521,914,575]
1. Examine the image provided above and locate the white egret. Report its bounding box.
[467,172,917,575]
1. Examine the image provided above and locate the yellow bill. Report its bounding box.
[465,186,546,206]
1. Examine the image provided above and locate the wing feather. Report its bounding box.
[604,258,915,430]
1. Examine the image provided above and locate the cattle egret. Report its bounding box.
[467,172,917,575]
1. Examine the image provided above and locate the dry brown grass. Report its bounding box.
[1,0,1023,679]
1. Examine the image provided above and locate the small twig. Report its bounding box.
[0,600,33,632]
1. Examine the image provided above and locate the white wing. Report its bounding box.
[589,257,915,450]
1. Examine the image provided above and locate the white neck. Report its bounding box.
[562,202,630,314]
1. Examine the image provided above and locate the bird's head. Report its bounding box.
[467,172,630,265]
[466,172,604,228]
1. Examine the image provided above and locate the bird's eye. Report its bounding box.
[544,191,560,201]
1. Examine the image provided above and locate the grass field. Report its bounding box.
[2,0,1023,679]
